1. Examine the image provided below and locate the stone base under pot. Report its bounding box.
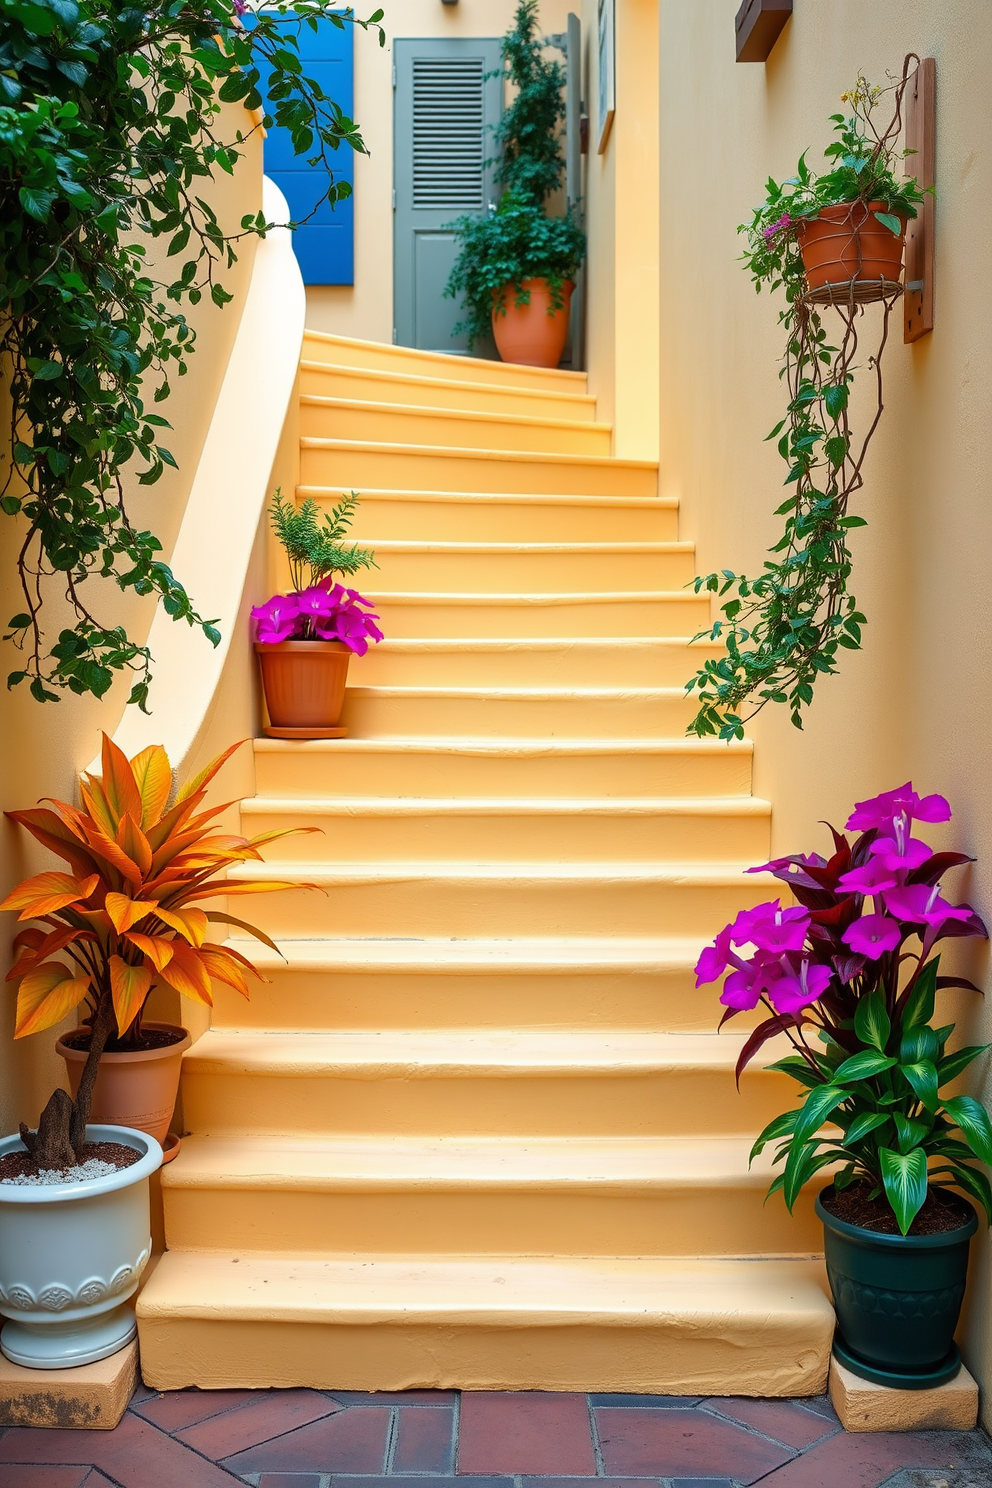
[830,1354,979,1432]
[0,1338,138,1429]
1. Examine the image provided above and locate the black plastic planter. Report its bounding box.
[816,1189,977,1388]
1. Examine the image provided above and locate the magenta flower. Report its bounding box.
[231,0,248,14]
[720,957,767,1011]
[767,959,832,1015]
[868,834,933,873]
[846,783,951,834]
[884,883,973,928]
[728,900,809,951]
[842,913,902,960]
[838,857,900,895]
[762,212,792,240]
[251,593,302,644]
[296,585,343,621]
[695,926,734,987]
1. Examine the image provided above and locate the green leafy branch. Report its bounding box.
[268,489,376,593]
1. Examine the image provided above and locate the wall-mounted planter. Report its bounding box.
[798,200,905,300]
[256,638,351,739]
[491,278,575,368]
[0,1125,161,1369]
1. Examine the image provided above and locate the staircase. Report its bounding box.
[137,332,833,1395]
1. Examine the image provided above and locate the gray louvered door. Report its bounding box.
[393,38,502,354]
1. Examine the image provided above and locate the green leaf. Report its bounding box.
[879,1147,928,1234]
[901,1060,940,1112]
[843,1111,890,1145]
[873,211,904,236]
[31,361,63,381]
[823,383,849,419]
[943,1095,992,1166]
[942,1163,992,1225]
[902,958,938,1029]
[937,1045,990,1086]
[794,1085,848,1146]
[892,1113,929,1154]
[855,990,891,1052]
[833,1050,897,1084]
[749,1108,799,1163]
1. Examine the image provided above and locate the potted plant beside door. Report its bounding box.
[695,782,991,1388]
[444,0,586,367]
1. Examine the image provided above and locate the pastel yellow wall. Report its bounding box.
[0,112,263,1139]
[653,0,992,1419]
[305,0,573,343]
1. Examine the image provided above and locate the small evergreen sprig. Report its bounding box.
[268,490,376,593]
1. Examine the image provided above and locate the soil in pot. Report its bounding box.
[0,1142,140,1186]
[491,278,574,368]
[255,638,351,734]
[57,1022,190,1145]
[821,1180,974,1237]
[798,200,905,291]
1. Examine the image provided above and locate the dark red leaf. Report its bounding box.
[734,1011,804,1088]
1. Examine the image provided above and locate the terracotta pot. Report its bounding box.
[255,639,351,730]
[57,1023,190,1145]
[798,200,905,291]
[491,277,575,368]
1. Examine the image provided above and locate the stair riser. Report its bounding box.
[252,748,753,799]
[304,491,679,542]
[162,1181,823,1258]
[300,364,597,421]
[301,401,611,456]
[209,968,738,1034]
[241,807,770,863]
[137,1311,831,1394]
[349,642,721,688]
[300,446,657,498]
[180,1062,792,1139]
[231,876,772,938]
[366,597,710,639]
[337,690,699,738]
[301,336,585,393]
[351,548,696,592]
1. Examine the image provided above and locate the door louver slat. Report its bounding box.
[412,59,487,211]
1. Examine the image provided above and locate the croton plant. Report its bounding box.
[696,782,992,1234]
[2,733,304,1168]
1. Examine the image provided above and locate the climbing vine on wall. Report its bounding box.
[0,0,382,707]
[686,62,927,741]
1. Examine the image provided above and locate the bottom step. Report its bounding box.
[137,1252,832,1396]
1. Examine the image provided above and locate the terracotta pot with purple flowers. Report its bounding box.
[696,781,991,1389]
[252,491,383,738]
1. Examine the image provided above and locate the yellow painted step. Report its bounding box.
[301,329,587,394]
[227,860,775,938]
[299,360,598,421]
[208,937,723,1034]
[179,1029,791,1139]
[349,541,696,593]
[301,487,678,542]
[241,794,771,863]
[300,396,612,456]
[349,637,721,689]
[252,737,753,800]
[337,687,698,737]
[137,1251,833,1395]
[299,440,657,498]
[364,591,710,639]
[160,1134,825,1258]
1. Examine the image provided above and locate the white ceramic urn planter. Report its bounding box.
[0,1124,162,1369]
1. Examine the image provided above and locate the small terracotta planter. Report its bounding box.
[57,1022,190,1147]
[798,200,905,293]
[255,638,351,738]
[491,277,575,368]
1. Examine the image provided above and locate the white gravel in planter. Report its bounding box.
[1,1159,118,1187]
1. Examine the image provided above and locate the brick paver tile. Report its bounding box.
[670,1479,737,1488]
[0,1469,95,1488]
[393,1403,455,1472]
[753,1429,992,1488]
[458,1391,596,1475]
[704,1398,839,1449]
[0,1412,241,1488]
[258,1477,323,1488]
[132,1388,258,1432]
[331,1480,513,1488]
[521,1480,658,1487]
[594,1405,793,1484]
[330,1390,457,1404]
[176,1388,339,1459]
[589,1394,702,1408]
[220,1404,391,1475]
[801,1395,841,1421]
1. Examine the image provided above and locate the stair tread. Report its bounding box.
[138,1251,830,1325]
[300,485,674,509]
[301,329,588,386]
[233,860,771,884]
[162,1133,786,1190]
[242,793,770,814]
[221,935,709,971]
[352,540,692,553]
[342,685,694,698]
[301,392,612,436]
[364,589,703,603]
[299,360,596,408]
[253,735,751,755]
[300,436,657,471]
[182,1027,779,1074]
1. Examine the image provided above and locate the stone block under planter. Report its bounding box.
[829,1355,979,1432]
[0,1338,137,1429]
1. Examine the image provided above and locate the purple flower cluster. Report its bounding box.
[762,211,793,240]
[696,782,984,1021]
[251,585,383,656]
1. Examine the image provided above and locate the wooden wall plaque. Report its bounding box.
[904,57,935,342]
[735,0,793,64]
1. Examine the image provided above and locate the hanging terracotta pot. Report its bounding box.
[57,1023,190,1155]
[255,638,351,738]
[491,277,574,368]
[798,200,906,292]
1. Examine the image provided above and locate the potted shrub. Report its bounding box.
[696,782,991,1388]
[744,75,927,300]
[444,1,585,367]
[252,490,382,738]
[2,733,300,1161]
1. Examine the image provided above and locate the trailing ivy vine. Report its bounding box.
[0,0,382,707]
[686,66,926,741]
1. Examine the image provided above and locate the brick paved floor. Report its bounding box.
[1,1386,990,1488]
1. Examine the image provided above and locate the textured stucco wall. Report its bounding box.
[0,109,263,1138]
[653,0,992,1420]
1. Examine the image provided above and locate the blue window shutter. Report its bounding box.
[247,13,355,285]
